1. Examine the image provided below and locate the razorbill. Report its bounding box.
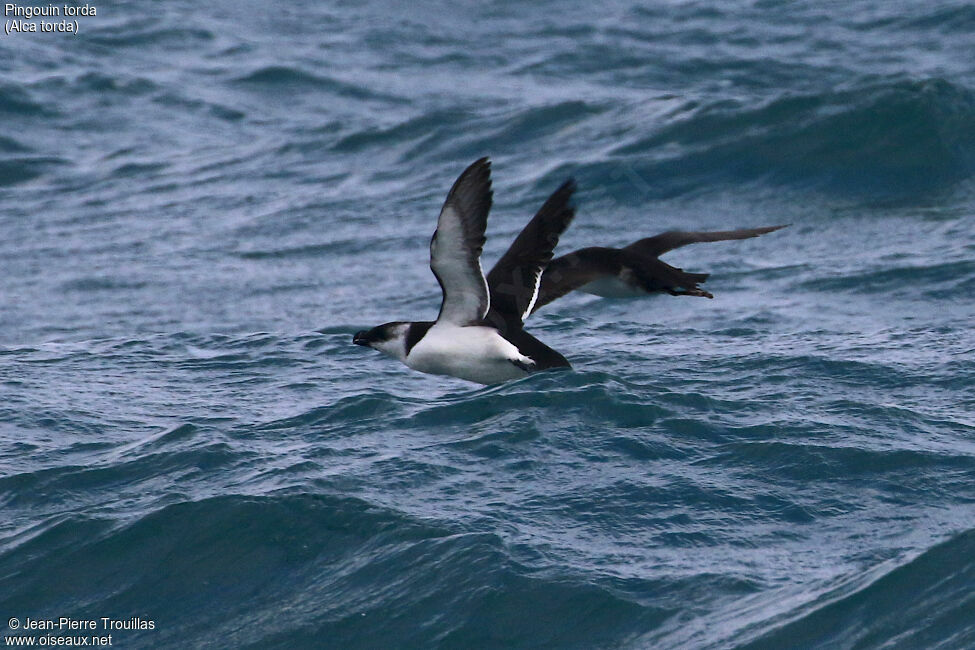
[531,225,787,312]
[353,158,575,384]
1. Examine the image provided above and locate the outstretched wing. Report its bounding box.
[623,225,788,258]
[430,158,493,326]
[487,179,576,329]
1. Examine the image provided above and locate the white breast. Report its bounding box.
[577,275,647,298]
[405,324,533,384]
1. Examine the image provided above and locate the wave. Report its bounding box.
[331,108,464,154]
[0,158,46,187]
[232,65,403,104]
[71,72,158,96]
[84,22,215,48]
[0,82,60,185]
[328,100,608,174]
[801,259,975,298]
[593,78,975,200]
[0,492,660,649]
[152,91,245,122]
[235,240,376,260]
[738,527,975,649]
[0,135,30,154]
[0,84,49,116]
[60,276,150,292]
[895,4,975,34]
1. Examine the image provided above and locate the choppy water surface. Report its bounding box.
[1,1,974,648]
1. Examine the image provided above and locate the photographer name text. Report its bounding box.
[12,617,153,632]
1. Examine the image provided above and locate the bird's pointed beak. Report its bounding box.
[353,331,369,346]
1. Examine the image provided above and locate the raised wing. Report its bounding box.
[487,178,576,329]
[430,158,494,325]
[623,224,787,258]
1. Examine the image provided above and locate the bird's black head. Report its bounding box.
[352,322,410,360]
[352,329,374,347]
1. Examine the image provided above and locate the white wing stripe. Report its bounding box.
[521,269,543,321]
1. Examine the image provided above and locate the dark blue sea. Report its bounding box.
[2,1,974,648]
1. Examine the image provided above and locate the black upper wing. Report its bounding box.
[623,225,787,258]
[486,178,576,330]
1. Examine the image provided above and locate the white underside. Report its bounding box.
[405,323,533,384]
[577,276,647,298]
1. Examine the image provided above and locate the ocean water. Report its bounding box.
[1,0,974,647]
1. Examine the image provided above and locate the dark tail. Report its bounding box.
[506,329,571,370]
[625,253,714,298]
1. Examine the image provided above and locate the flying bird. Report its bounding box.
[531,225,787,312]
[353,158,575,384]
